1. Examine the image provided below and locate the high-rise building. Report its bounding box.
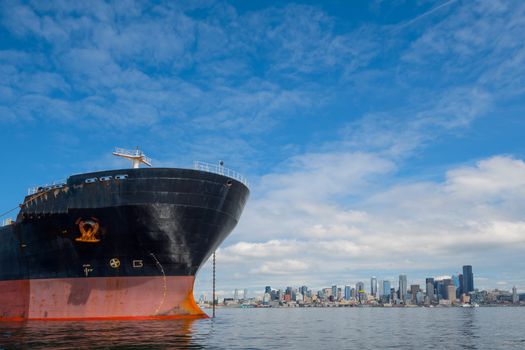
[458,274,464,296]
[435,279,444,300]
[332,285,337,300]
[425,278,434,295]
[399,275,407,302]
[234,289,239,300]
[299,285,309,297]
[410,284,420,303]
[371,276,378,297]
[265,286,272,294]
[462,265,474,293]
[383,281,391,297]
[243,288,248,300]
[378,280,384,296]
[452,275,460,289]
[512,286,519,304]
[356,282,365,302]
[390,288,396,303]
[447,285,456,304]
[426,278,434,301]
[344,285,351,301]
[443,278,452,299]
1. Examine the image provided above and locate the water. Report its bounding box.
[1,307,524,349]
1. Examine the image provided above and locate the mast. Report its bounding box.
[212,251,216,318]
[113,147,152,168]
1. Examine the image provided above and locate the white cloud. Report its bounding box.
[197,154,525,295]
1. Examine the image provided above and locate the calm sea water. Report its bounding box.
[1,307,524,349]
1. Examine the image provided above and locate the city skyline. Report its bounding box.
[202,264,524,300]
[1,1,525,296]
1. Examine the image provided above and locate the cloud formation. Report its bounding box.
[1,1,524,298]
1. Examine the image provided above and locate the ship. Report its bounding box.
[0,148,249,320]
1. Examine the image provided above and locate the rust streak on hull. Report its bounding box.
[0,277,207,321]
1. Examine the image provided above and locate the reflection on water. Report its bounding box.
[1,308,525,349]
[0,318,208,349]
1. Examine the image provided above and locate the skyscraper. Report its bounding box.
[462,265,474,293]
[356,282,365,302]
[300,285,309,298]
[383,281,391,297]
[265,286,271,294]
[234,289,239,300]
[371,276,378,297]
[344,285,351,301]
[425,277,434,301]
[378,280,384,296]
[399,275,407,302]
[243,288,248,300]
[410,284,420,303]
[332,285,337,300]
[447,285,456,304]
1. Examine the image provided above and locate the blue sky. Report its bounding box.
[1,0,525,298]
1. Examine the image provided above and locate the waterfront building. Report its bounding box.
[383,281,391,297]
[332,285,337,300]
[462,265,474,293]
[399,275,407,302]
[234,289,239,301]
[371,277,378,297]
[243,289,248,300]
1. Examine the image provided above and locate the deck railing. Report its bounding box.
[27,179,67,195]
[193,161,249,187]
[1,218,14,227]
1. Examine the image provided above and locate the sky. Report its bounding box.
[1,0,525,299]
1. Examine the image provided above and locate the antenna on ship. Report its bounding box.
[113,147,152,169]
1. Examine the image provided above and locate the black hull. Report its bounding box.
[0,168,249,281]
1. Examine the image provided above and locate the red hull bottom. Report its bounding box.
[0,276,207,320]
